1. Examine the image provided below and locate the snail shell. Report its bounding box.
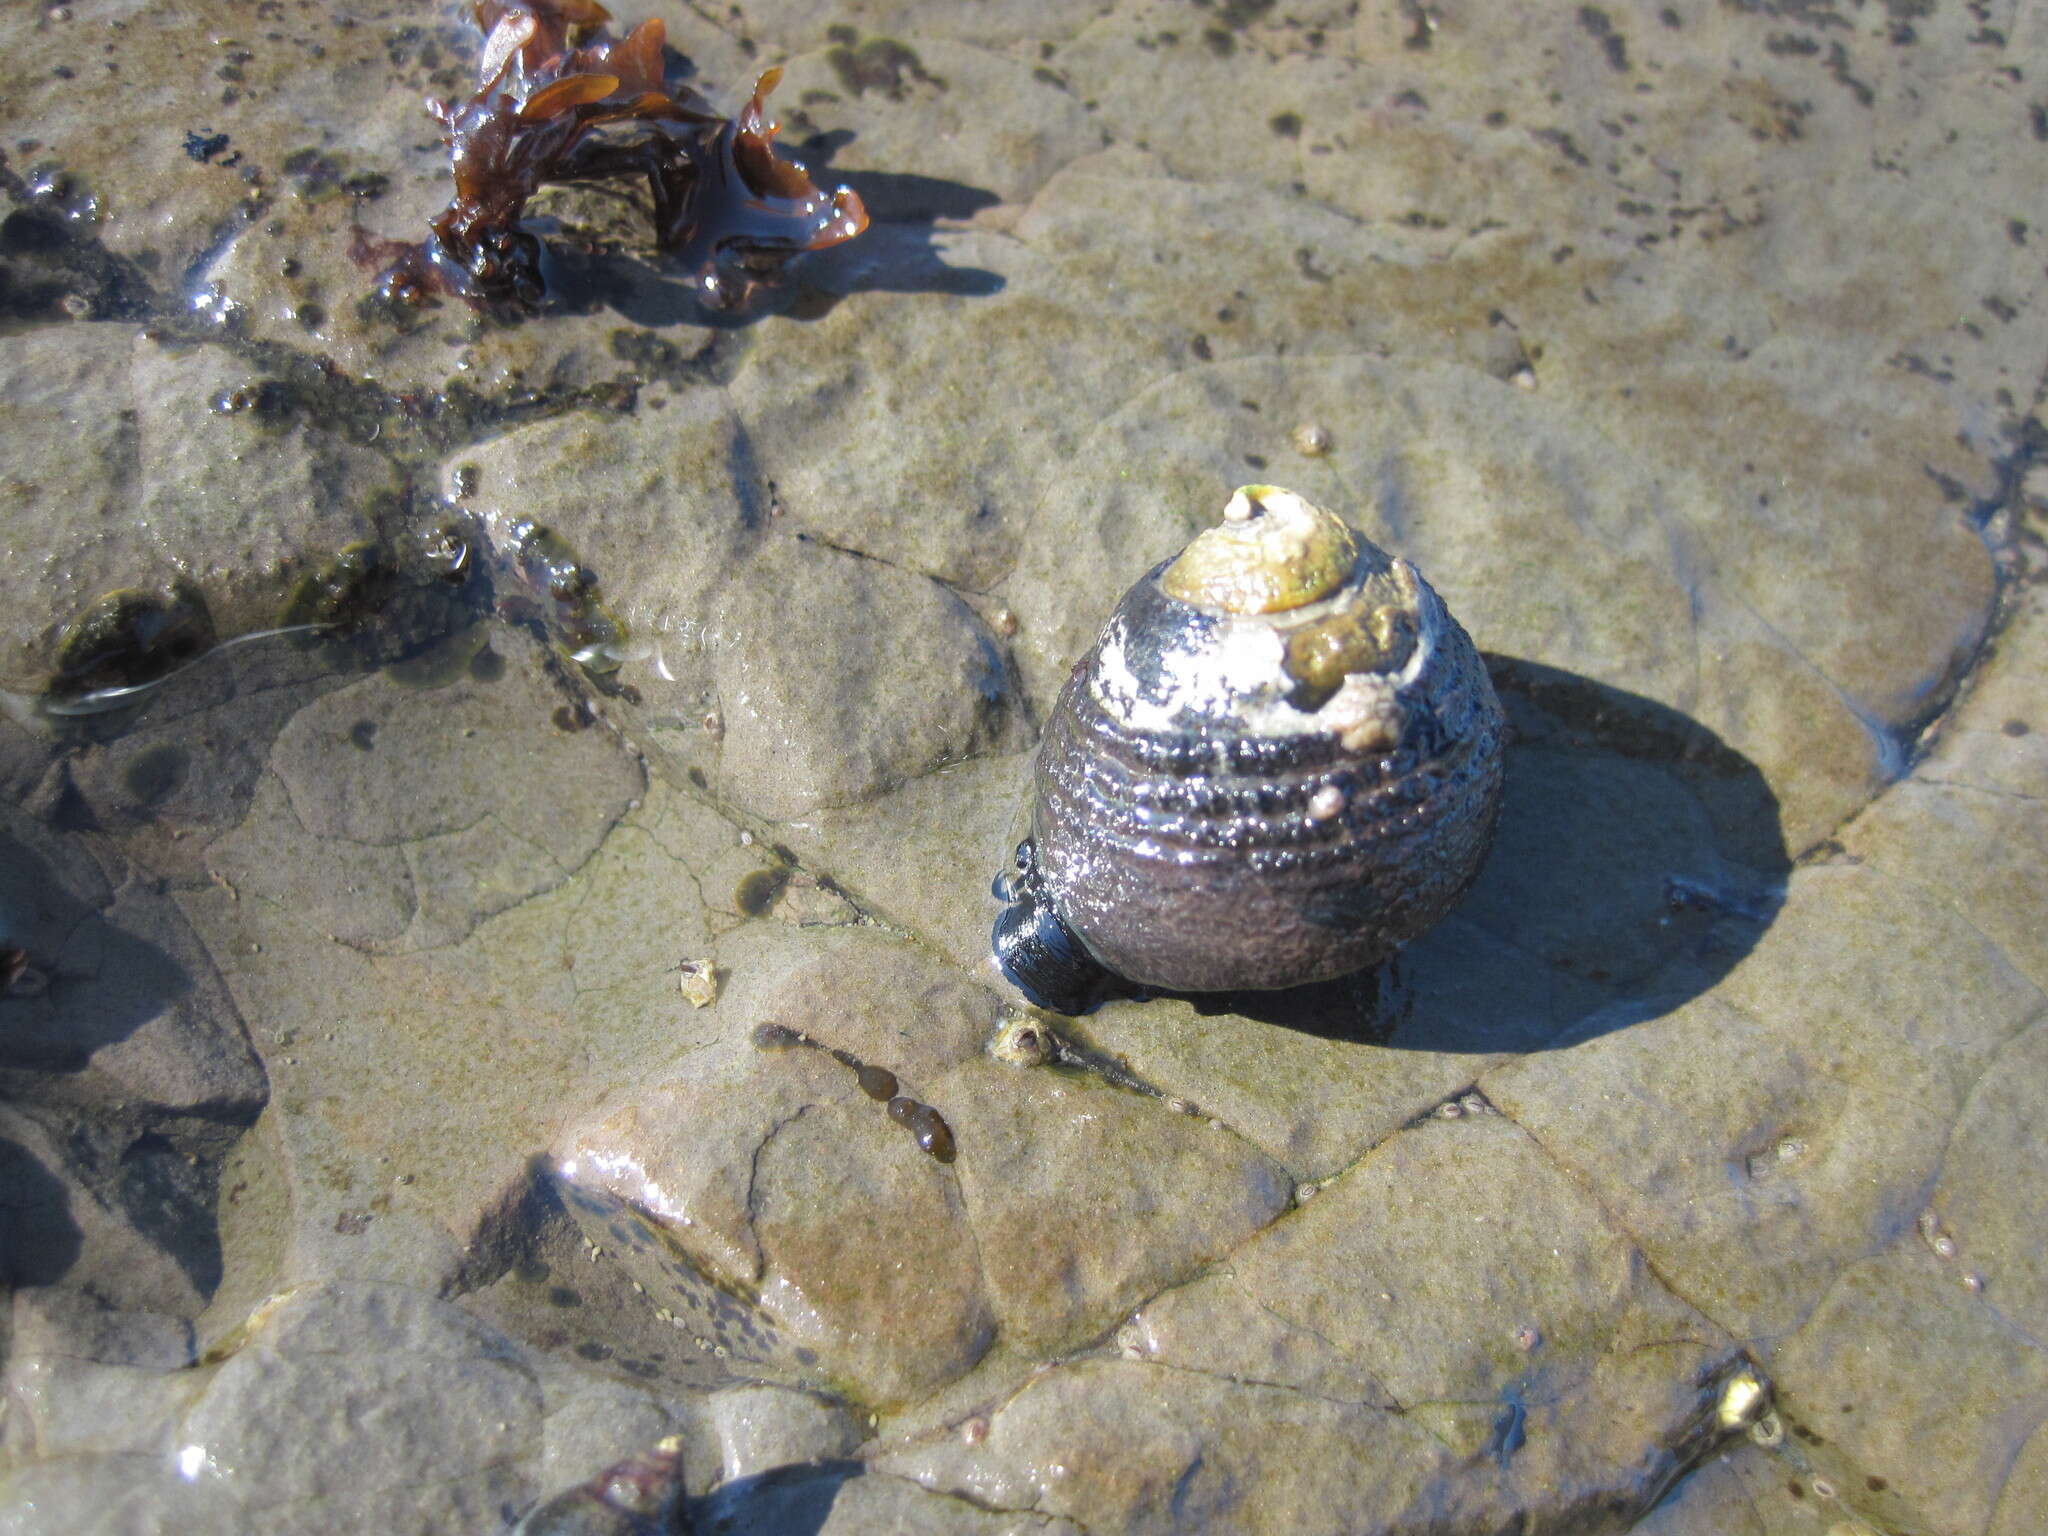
[510,1435,686,1535]
[993,485,1505,1012]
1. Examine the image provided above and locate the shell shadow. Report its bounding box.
[1165,656,1791,1050]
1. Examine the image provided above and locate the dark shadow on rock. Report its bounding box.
[0,1107,231,1307]
[794,213,1007,304]
[1145,656,1791,1050]
[687,1459,865,1536]
[834,169,1003,224]
[534,156,1006,328]
[0,1134,84,1286]
[780,136,1007,302]
[0,831,191,1075]
[119,1131,225,1299]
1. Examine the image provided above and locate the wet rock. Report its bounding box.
[43,660,342,884]
[736,0,1109,51]
[1849,586,2048,995]
[512,1433,687,1536]
[1064,913,1599,1183]
[561,927,1296,1387]
[559,933,999,1406]
[0,0,452,279]
[0,1457,244,1536]
[703,536,1015,820]
[723,231,1154,592]
[547,1169,829,1394]
[1450,741,1781,997]
[937,1057,1291,1356]
[3,1297,198,1462]
[0,1281,702,1536]
[1922,1016,2048,1347]
[202,192,725,399]
[1,0,2043,1526]
[1630,1447,1816,1536]
[776,39,1098,212]
[530,1380,687,1503]
[193,53,782,401]
[444,395,761,688]
[556,931,994,1292]
[8,1286,193,1367]
[180,771,729,1293]
[0,326,397,694]
[1487,861,2042,1342]
[558,1044,815,1308]
[1059,1,2040,434]
[174,1283,534,1533]
[1003,143,1626,387]
[884,1357,1467,1534]
[747,1097,993,1405]
[446,408,1018,821]
[1767,1243,2048,1536]
[206,626,642,951]
[1125,1112,1741,1520]
[767,751,1028,975]
[703,1383,862,1483]
[1991,1423,2048,1536]
[693,1461,1081,1536]
[769,872,859,929]
[823,1474,1084,1536]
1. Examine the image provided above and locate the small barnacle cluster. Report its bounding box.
[363,0,868,310]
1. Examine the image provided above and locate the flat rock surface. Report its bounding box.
[3,0,2045,1532]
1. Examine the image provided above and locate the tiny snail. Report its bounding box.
[510,1435,686,1535]
[992,485,1505,1013]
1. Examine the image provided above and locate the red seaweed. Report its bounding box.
[360,0,867,311]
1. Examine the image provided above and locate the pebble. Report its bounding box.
[1291,422,1332,456]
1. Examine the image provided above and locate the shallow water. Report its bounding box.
[3,2,2044,1533]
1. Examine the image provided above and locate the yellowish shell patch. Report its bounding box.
[1161,486,1359,615]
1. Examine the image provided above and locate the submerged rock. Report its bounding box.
[1,0,2043,1529]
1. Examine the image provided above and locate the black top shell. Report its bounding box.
[994,486,1505,1007]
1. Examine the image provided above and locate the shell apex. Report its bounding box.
[1160,486,1361,615]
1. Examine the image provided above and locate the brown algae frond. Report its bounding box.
[360,0,868,312]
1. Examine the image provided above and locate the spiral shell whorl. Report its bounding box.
[1013,486,1505,999]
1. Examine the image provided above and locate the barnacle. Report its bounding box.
[362,0,867,311]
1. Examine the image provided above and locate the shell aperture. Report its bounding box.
[992,485,1506,1010]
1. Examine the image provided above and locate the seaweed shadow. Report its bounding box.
[1170,656,1791,1051]
[545,148,1006,327]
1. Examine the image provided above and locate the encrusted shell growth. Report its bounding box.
[993,485,1505,1012]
